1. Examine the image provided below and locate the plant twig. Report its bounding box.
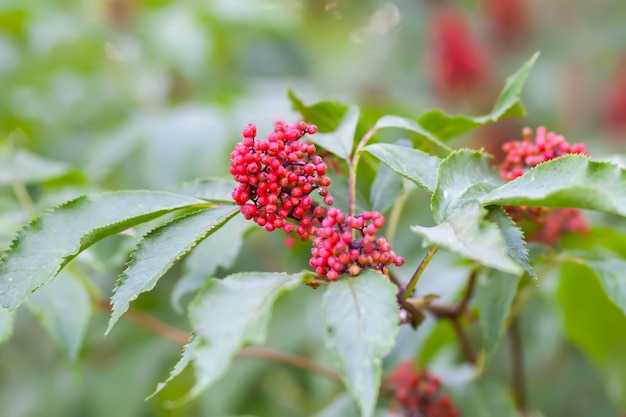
[510,318,529,414]
[450,316,477,364]
[96,299,343,384]
[401,246,438,301]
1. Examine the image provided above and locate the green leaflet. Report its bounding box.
[418,52,539,141]
[0,191,208,310]
[321,271,399,417]
[107,205,239,334]
[27,270,91,361]
[474,269,521,355]
[432,149,503,223]
[412,201,522,275]
[176,272,304,403]
[362,143,441,192]
[0,305,15,343]
[482,155,626,216]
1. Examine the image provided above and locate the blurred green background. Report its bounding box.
[1,0,626,416]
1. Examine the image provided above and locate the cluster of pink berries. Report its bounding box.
[230,120,332,239]
[231,121,404,280]
[387,361,458,417]
[309,208,405,281]
[499,127,589,245]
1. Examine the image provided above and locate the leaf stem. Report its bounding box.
[348,125,378,217]
[11,181,37,217]
[509,317,529,414]
[401,246,438,301]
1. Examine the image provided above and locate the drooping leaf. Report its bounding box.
[486,207,536,279]
[370,162,404,213]
[452,378,522,417]
[418,52,539,141]
[474,270,521,354]
[362,143,441,192]
[321,270,399,417]
[310,105,359,160]
[182,272,305,401]
[27,270,91,361]
[482,155,626,217]
[149,336,196,399]
[411,201,522,275]
[0,191,208,310]
[372,115,451,157]
[565,256,626,317]
[287,89,348,132]
[171,215,251,312]
[0,305,15,343]
[432,150,503,223]
[175,177,237,203]
[558,261,626,410]
[107,205,239,333]
[0,146,82,185]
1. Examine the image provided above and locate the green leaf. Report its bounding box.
[362,143,441,192]
[0,191,207,310]
[558,261,626,409]
[27,270,91,361]
[417,52,539,141]
[149,336,196,399]
[486,207,536,279]
[482,155,626,216]
[0,146,80,185]
[107,205,239,333]
[432,150,503,223]
[0,305,15,343]
[372,115,451,157]
[175,177,237,203]
[321,270,399,417]
[287,89,348,132]
[370,162,404,213]
[411,201,522,275]
[475,270,521,354]
[567,256,626,317]
[309,105,359,160]
[453,378,522,417]
[183,272,304,401]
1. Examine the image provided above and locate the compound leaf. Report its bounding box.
[107,205,239,333]
[0,191,208,309]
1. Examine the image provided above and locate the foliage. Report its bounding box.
[2,2,626,417]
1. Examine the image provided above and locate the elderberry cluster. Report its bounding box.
[388,361,458,417]
[499,126,589,245]
[230,120,332,239]
[500,126,587,181]
[231,121,405,281]
[309,208,405,281]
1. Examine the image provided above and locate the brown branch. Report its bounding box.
[95,299,342,384]
[450,317,477,364]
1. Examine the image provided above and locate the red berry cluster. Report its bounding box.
[499,127,589,245]
[500,126,587,181]
[429,8,489,97]
[309,209,405,280]
[230,120,332,239]
[387,361,458,417]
